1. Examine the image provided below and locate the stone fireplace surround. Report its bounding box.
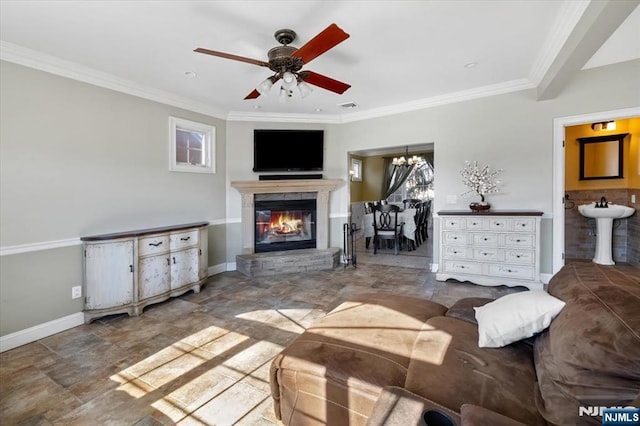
[231,179,344,276]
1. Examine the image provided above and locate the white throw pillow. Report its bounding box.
[474,291,566,348]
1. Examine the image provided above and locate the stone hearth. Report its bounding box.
[236,247,341,277]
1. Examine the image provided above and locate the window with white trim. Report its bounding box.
[169,117,215,173]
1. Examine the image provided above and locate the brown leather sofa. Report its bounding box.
[269,262,640,425]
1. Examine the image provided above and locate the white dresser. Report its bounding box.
[436,211,543,290]
[81,222,208,323]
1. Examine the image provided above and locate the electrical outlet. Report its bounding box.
[71,286,82,299]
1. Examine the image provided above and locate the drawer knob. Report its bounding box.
[149,241,163,247]
[180,236,191,241]
[483,238,488,241]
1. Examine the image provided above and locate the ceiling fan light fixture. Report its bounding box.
[282,71,296,86]
[256,77,274,95]
[297,80,313,98]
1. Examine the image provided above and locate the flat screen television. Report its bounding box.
[253,129,324,172]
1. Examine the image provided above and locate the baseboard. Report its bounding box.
[2,264,235,353]
[207,263,227,276]
[0,312,85,353]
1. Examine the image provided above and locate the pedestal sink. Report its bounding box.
[578,203,635,265]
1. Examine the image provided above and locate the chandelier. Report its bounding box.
[392,146,426,167]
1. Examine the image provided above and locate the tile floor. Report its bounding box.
[0,234,524,425]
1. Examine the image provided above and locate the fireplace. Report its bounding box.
[254,197,316,253]
[231,178,343,254]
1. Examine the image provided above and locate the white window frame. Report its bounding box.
[350,158,362,181]
[169,116,215,174]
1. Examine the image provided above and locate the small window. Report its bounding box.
[350,158,362,181]
[169,117,215,173]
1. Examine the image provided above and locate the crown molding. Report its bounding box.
[338,79,535,123]
[0,41,228,120]
[226,111,342,123]
[528,0,590,85]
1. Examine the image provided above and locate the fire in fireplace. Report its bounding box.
[254,198,316,252]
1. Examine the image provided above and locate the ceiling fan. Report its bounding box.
[194,23,351,100]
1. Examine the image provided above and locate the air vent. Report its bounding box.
[338,101,358,109]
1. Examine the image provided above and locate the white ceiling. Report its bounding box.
[1,1,638,122]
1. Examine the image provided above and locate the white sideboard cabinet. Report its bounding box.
[82,222,209,323]
[436,211,543,290]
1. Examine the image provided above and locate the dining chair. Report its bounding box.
[372,204,403,255]
[402,198,421,209]
[363,202,375,248]
[419,200,431,241]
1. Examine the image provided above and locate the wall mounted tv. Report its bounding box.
[253,129,324,172]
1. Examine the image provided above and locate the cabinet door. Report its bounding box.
[139,255,170,300]
[84,241,134,310]
[171,248,200,290]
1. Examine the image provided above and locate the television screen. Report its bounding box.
[253,130,324,172]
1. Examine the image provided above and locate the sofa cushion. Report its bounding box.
[474,291,565,348]
[270,293,448,425]
[534,262,640,426]
[404,316,546,425]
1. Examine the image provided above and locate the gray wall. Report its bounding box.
[2,58,639,338]
[0,61,228,335]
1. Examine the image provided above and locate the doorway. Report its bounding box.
[552,107,640,274]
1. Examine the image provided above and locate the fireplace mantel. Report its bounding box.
[231,179,343,195]
[231,179,344,253]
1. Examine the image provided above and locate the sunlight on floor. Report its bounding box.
[108,313,289,424]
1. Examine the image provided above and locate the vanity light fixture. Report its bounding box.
[591,121,617,131]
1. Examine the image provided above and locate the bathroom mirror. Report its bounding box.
[578,133,628,180]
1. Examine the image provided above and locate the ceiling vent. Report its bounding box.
[338,101,358,109]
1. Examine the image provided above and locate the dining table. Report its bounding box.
[362,208,418,243]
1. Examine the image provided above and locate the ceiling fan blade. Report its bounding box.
[292,23,349,64]
[302,71,351,94]
[194,48,270,67]
[244,89,261,100]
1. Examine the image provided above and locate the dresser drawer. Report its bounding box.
[488,219,508,230]
[139,235,170,257]
[489,264,534,280]
[170,230,199,250]
[465,218,485,230]
[474,248,499,261]
[443,246,468,258]
[512,218,536,232]
[444,260,482,275]
[443,232,468,244]
[504,234,534,248]
[443,218,464,230]
[473,233,499,246]
[505,249,534,264]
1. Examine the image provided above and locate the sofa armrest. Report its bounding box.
[461,404,527,426]
[445,297,494,325]
[367,386,460,426]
